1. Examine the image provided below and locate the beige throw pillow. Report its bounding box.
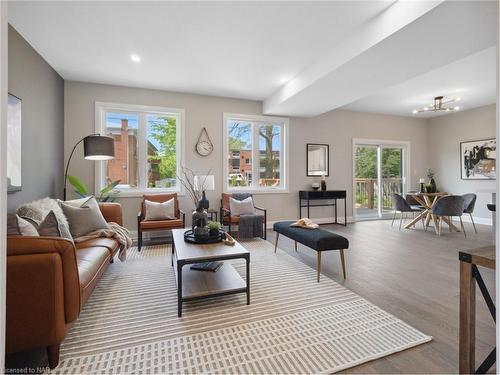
[229,197,255,216]
[37,211,73,241]
[144,198,176,221]
[60,197,109,238]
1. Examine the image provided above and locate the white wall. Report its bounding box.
[0,1,8,370]
[64,81,430,231]
[428,104,496,223]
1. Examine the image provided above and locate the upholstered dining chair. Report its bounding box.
[392,193,423,230]
[461,193,477,233]
[137,193,185,251]
[220,192,267,239]
[431,195,466,237]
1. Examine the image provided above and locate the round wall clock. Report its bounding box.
[196,127,214,156]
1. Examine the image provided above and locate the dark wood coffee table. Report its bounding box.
[171,229,250,317]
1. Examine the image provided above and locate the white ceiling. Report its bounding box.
[8,1,497,118]
[8,1,391,100]
[342,46,497,118]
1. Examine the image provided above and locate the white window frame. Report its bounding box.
[223,113,289,194]
[95,102,185,197]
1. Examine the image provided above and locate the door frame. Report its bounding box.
[352,138,411,222]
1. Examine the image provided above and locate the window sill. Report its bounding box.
[225,188,289,195]
[110,188,184,198]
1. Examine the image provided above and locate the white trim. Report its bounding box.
[460,215,493,226]
[0,1,7,369]
[222,113,289,194]
[94,101,185,195]
[352,138,411,222]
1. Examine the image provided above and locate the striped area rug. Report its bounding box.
[53,239,431,374]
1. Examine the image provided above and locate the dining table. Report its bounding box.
[404,192,461,234]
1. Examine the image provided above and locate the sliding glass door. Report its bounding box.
[354,141,407,220]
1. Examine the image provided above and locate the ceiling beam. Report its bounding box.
[263,0,496,117]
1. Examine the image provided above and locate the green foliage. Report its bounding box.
[426,168,435,179]
[66,175,120,202]
[147,116,177,187]
[207,221,222,231]
[228,174,247,187]
[354,147,402,179]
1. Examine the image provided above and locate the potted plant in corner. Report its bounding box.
[426,169,437,193]
[66,175,121,201]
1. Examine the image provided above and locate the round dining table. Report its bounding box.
[404,192,461,234]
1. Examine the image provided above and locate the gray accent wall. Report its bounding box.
[7,25,64,211]
[64,81,430,230]
[428,104,496,222]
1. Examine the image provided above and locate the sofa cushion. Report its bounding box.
[76,246,110,304]
[75,238,119,257]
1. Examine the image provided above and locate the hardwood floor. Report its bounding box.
[266,219,496,374]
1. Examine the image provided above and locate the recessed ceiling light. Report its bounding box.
[454,106,460,111]
[412,109,418,114]
[130,54,141,63]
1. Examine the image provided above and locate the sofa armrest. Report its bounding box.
[99,202,123,226]
[6,236,81,352]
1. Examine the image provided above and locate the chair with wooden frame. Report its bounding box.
[220,193,267,239]
[137,193,185,251]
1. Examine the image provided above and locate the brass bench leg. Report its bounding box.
[317,251,321,282]
[274,233,280,253]
[340,249,346,279]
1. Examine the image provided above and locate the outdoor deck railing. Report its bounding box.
[355,178,403,210]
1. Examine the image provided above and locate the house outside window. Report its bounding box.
[95,102,184,196]
[223,113,288,193]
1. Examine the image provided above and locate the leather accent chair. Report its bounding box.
[220,193,267,239]
[137,193,185,251]
[6,202,123,369]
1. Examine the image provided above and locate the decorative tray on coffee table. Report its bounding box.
[183,229,226,244]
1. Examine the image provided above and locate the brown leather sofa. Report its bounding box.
[6,202,123,369]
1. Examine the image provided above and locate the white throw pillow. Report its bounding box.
[229,197,255,216]
[17,215,39,236]
[144,198,176,221]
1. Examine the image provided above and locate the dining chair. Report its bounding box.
[431,195,466,237]
[391,193,424,230]
[461,193,477,233]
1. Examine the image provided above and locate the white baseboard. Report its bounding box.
[460,215,492,226]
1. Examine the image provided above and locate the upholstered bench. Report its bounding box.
[273,221,349,282]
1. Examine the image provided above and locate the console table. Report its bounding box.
[459,245,495,374]
[299,190,347,226]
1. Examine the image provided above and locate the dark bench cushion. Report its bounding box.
[273,221,348,251]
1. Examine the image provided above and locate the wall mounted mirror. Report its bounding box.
[307,143,329,176]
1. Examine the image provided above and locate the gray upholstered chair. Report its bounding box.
[462,193,477,233]
[431,195,466,237]
[392,193,423,230]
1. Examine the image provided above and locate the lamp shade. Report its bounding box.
[83,135,115,160]
[194,175,215,191]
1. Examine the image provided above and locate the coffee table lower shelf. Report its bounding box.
[172,257,250,317]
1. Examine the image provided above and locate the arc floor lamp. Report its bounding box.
[63,134,115,200]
